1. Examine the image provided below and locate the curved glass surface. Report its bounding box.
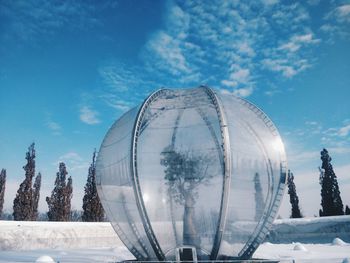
[215,90,286,259]
[96,87,287,261]
[96,107,158,260]
[137,88,223,259]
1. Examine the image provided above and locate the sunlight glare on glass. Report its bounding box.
[272,138,285,153]
[143,193,150,203]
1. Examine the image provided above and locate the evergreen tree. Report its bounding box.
[319,148,344,216]
[254,172,265,221]
[32,172,41,220]
[345,205,350,215]
[0,169,6,218]
[13,143,41,220]
[287,170,303,218]
[46,162,73,221]
[82,150,104,222]
[70,209,82,222]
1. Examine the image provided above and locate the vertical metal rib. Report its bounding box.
[202,86,232,260]
[130,89,168,261]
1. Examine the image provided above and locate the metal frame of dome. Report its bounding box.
[96,86,287,261]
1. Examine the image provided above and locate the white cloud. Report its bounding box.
[47,121,61,131]
[305,121,318,126]
[231,68,250,83]
[262,59,297,78]
[79,106,100,125]
[335,4,350,23]
[98,62,161,112]
[232,87,254,97]
[323,123,350,138]
[237,42,256,57]
[279,42,301,52]
[55,152,89,172]
[219,86,253,98]
[293,33,313,43]
[221,79,237,87]
[59,152,83,162]
[338,124,350,137]
[46,120,61,135]
[146,31,192,76]
[323,4,350,40]
[132,1,327,96]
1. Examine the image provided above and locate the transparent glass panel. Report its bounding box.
[137,88,224,259]
[215,90,286,258]
[96,107,158,260]
[96,87,286,261]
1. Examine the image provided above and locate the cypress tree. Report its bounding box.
[82,150,104,222]
[13,143,38,220]
[46,162,73,221]
[345,205,350,215]
[254,172,265,221]
[32,172,41,220]
[319,148,344,216]
[287,170,303,218]
[0,169,6,218]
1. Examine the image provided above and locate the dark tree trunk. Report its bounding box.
[183,192,199,247]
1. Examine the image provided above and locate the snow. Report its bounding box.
[0,247,133,263]
[0,217,349,262]
[35,255,55,263]
[268,215,350,243]
[0,220,121,250]
[293,243,307,251]
[255,242,350,262]
[332,237,347,246]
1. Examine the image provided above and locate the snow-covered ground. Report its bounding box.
[0,243,349,263]
[0,217,349,262]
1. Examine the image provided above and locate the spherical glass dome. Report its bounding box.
[96,87,287,261]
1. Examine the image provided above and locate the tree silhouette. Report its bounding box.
[82,150,105,222]
[46,162,73,221]
[161,145,212,246]
[319,149,344,216]
[13,143,42,220]
[0,169,6,218]
[345,205,350,215]
[32,173,41,220]
[254,172,265,221]
[287,170,302,218]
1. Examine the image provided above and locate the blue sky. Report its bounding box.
[0,0,349,217]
